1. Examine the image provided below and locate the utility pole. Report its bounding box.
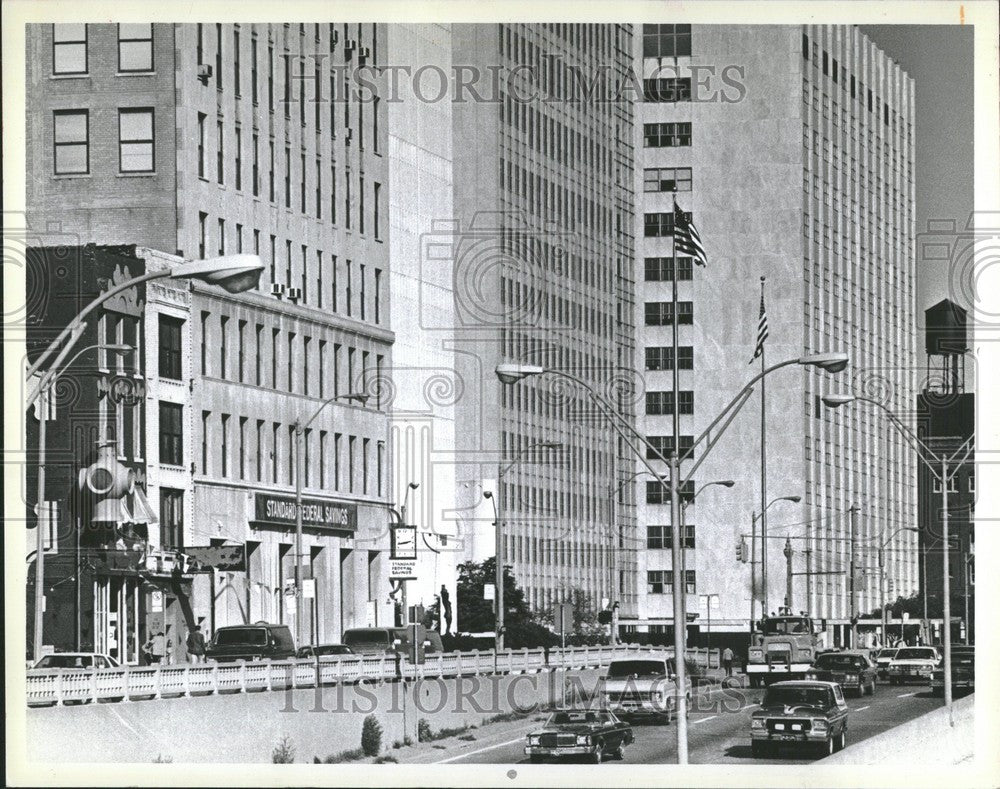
[805,547,813,613]
[749,512,758,632]
[879,545,887,645]
[849,505,859,649]
[941,458,953,724]
[784,537,793,609]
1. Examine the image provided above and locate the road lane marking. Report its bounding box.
[433,735,526,764]
[897,692,916,698]
[106,706,141,737]
[691,715,718,724]
[855,705,870,711]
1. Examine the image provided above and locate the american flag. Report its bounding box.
[673,201,707,267]
[751,278,768,363]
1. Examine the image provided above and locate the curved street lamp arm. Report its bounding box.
[301,392,365,431]
[26,325,92,412]
[498,441,559,480]
[855,395,943,473]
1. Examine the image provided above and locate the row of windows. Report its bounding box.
[643,122,692,148]
[643,77,692,103]
[643,167,692,193]
[645,479,695,505]
[646,391,694,416]
[645,435,694,461]
[647,524,696,549]
[647,570,697,595]
[645,345,693,371]
[53,108,154,175]
[644,256,694,282]
[642,24,692,58]
[644,211,693,238]
[644,301,694,326]
[52,23,153,75]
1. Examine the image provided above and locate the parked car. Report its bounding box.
[930,645,975,696]
[871,648,898,680]
[204,623,296,662]
[886,646,940,685]
[805,651,878,696]
[296,644,354,659]
[600,654,692,723]
[750,680,849,758]
[524,709,633,764]
[341,626,444,659]
[28,652,120,673]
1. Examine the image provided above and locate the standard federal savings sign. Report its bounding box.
[253,493,357,534]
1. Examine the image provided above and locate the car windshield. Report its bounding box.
[876,649,897,660]
[815,654,864,669]
[895,648,936,660]
[343,629,390,647]
[214,628,267,646]
[951,650,975,665]
[547,711,614,726]
[762,617,812,635]
[35,655,92,669]
[317,645,350,655]
[762,686,832,709]
[607,660,666,678]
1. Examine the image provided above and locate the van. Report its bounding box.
[205,623,296,662]
[342,626,444,659]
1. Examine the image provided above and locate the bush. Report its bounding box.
[272,736,295,764]
[315,747,364,764]
[361,714,383,757]
[373,755,398,764]
[417,718,433,743]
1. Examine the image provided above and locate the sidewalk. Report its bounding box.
[824,694,974,765]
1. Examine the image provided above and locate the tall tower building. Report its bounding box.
[26,22,396,656]
[449,24,639,617]
[634,24,917,646]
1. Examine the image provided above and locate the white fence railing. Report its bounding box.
[26,645,719,707]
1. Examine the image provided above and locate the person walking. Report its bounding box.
[186,623,207,664]
[722,646,735,677]
[143,630,167,665]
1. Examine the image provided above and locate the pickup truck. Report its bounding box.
[600,654,692,723]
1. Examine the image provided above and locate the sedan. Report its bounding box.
[930,645,975,696]
[750,680,849,758]
[806,651,878,696]
[887,646,940,685]
[28,652,120,673]
[871,648,898,680]
[296,644,354,659]
[525,709,633,764]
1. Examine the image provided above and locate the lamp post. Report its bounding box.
[294,391,369,647]
[26,255,265,400]
[822,393,973,725]
[397,482,419,625]
[750,495,800,630]
[698,593,720,650]
[878,526,920,644]
[30,342,132,662]
[497,351,848,764]
[483,440,562,653]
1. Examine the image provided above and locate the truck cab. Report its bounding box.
[747,611,821,686]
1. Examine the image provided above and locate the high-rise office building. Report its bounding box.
[26,22,395,657]
[634,24,917,646]
[449,24,639,617]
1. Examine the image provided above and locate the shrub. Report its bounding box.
[403,735,413,747]
[316,747,365,764]
[417,718,433,743]
[361,714,383,757]
[373,755,398,764]
[152,754,173,763]
[272,736,295,764]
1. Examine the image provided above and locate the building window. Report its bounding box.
[237,319,246,382]
[647,571,666,594]
[52,23,87,75]
[53,110,89,174]
[234,125,242,190]
[198,212,207,258]
[159,402,183,466]
[644,256,693,281]
[255,419,264,481]
[284,145,291,208]
[644,211,691,237]
[219,314,228,378]
[300,153,307,213]
[646,435,695,461]
[238,416,247,479]
[215,23,223,90]
[969,471,975,493]
[217,119,224,184]
[118,23,153,72]
[220,413,230,477]
[643,77,691,103]
[218,217,225,256]
[647,526,666,550]
[233,28,241,95]
[251,36,258,102]
[644,301,694,326]
[160,489,184,549]
[374,182,382,240]
[118,108,154,172]
[643,167,692,193]
[363,437,370,495]
[646,391,694,415]
[374,268,382,324]
[158,315,183,380]
[197,113,207,178]
[377,441,385,496]
[642,23,691,57]
[645,346,693,371]
[643,122,692,148]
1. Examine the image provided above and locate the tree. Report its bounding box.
[538,586,607,646]
[863,590,922,620]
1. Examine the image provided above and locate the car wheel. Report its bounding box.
[529,756,544,764]
[611,744,625,761]
[590,743,604,764]
[819,736,834,758]
[751,741,768,758]
[868,679,877,696]
[835,728,847,752]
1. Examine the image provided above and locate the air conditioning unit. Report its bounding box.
[197,63,213,84]
[286,287,302,302]
[271,283,285,298]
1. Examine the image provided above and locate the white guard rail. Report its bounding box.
[26,645,719,707]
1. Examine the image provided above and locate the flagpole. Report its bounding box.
[759,276,769,617]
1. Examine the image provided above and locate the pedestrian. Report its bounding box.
[143,630,167,665]
[186,623,206,664]
[722,646,735,677]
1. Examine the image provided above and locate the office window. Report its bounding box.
[158,315,183,380]
[272,422,280,483]
[330,164,337,224]
[236,223,243,253]
[217,119,224,183]
[646,391,695,415]
[645,256,693,281]
[254,323,263,385]
[160,488,184,549]
[303,336,311,397]
[118,23,153,72]
[377,441,385,496]
[642,24,691,57]
[197,113,207,178]
[644,301,694,326]
[360,264,366,321]
[643,167,692,193]
[345,173,352,229]
[251,134,260,194]
[373,95,380,152]
[300,153,307,213]
[647,526,666,550]
[363,438,370,495]
[646,435,694,461]
[199,310,209,374]
[646,480,695,505]
[374,182,381,240]
[53,110,89,174]
[359,174,365,234]
[645,345,693,371]
[220,413,230,477]
[315,159,322,218]
[234,126,242,189]
[644,211,692,237]
[287,426,295,485]
[319,340,327,398]
[255,419,264,481]
[643,122,692,148]
[215,23,223,90]
[219,314,228,378]
[333,433,342,490]
[251,36,258,102]
[239,417,247,479]
[643,77,691,102]
[647,571,666,595]
[319,430,328,488]
[284,146,291,207]
[52,24,87,75]
[198,212,207,258]
[233,28,241,95]
[159,402,183,465]
[268,44,274,110]
[348,436,357,493]
[118,108,154,172]
[374,269,382,324]
[217,217,225,255]
[271,328,279,388]
[197,23,204,65]
[237,319,246,382]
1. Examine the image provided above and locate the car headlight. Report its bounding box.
[846,674,858,682]
[528,735,540,745]
[805,672,818,680]
[751,719,765,730]
[576,735,590,746]
[651,690,663,702]
[811,719,828,732]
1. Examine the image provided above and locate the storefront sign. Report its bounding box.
[389,559,416,580]
[253,493,357,534]
[186,544,247,572]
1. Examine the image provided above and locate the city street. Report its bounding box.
[399,683,947,765]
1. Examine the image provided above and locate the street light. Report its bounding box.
[879,527,920,645]
[496,352,848,764]
[31,342,133,662]
[397,483,420,624]
[293,390,369,647]
[484,440,562,652]
[750,495,800,628]
[822,393,972,725]
[27,254,265,386]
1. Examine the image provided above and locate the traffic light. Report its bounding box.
[78,441,135,522]
[736,538,748,563]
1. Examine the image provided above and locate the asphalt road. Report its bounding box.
[403,680,951,765]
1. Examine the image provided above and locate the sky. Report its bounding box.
[859,24,975,317]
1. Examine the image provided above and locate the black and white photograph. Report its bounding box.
[4,1,999,786]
